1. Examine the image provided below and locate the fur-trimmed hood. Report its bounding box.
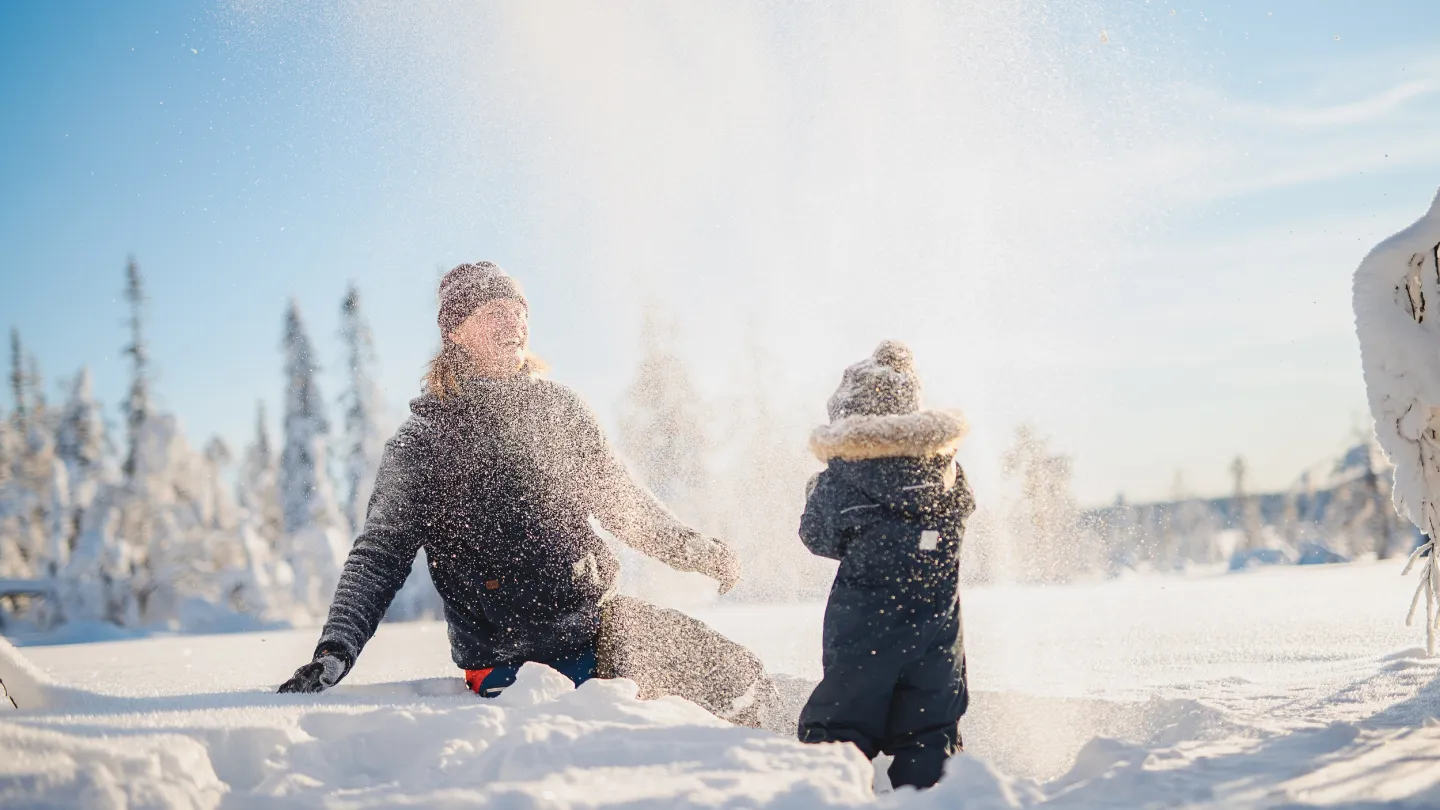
[810,409,969,462]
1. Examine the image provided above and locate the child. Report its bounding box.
[797,340,974,790]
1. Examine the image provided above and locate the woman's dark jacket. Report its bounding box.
[314,374,701,672]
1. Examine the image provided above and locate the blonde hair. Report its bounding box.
[424,341,548,400]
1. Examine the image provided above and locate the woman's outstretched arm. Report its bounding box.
[280,416,435,692]
[564,390,740,592]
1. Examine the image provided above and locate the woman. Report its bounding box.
[279,262,777,726]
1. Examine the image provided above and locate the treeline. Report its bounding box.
[0,259,440,633]
[965,430,1416,585]
[2,267,1413,635]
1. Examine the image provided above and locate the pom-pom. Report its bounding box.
[872,340,914,373]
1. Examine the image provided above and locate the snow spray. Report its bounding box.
[221,0,1194,771]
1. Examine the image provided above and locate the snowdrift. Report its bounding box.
[8,562,1440,808]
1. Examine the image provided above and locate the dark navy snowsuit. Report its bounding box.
[798,453,974,790]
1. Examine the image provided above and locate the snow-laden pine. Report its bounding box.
[337,283,443,620]
[278,301,349,620]
[0,262,299,634]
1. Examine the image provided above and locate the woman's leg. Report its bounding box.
[596,595,780,728]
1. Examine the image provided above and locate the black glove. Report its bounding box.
[278,652,350,694]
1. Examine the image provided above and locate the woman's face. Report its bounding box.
[449,298,529,378]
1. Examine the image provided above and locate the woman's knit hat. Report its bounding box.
[438,261,528,336]
[826,340,922,422]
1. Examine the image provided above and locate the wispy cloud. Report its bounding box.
[1251,78,1439,129]
[1133,53,1440,207]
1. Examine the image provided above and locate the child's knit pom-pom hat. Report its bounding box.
[813,340,969,462]
[826,340,923,422]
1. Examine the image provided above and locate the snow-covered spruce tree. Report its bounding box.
[52,371,107,561]
[121,257,151,481]
[8,328,23,439]
[618,303,711,527]
[110,257,159,623]
[52,367,126,625]
[58,259,230,629]
[0,338,71,628]
[85,257,248,626]
[608,303,719,604]
[200,438,238,535]
[1229,456,1264,556]
[337,283,386,535]
[279,300,348,619]
[232,401,287,618]
[24,355,48,427]
[55,369,107,482]
[4,337,54,571]
[337,283,439,621]
[237,401,283,550]
[999,424,1083,583]
[1355,439,1405,558]
[711,325,828,602]
[0,331,26,582]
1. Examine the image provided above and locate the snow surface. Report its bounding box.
[7,561,1440,808]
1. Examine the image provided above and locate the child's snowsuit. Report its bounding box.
[797,341,974,791]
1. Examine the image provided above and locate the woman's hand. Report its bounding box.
[277,652,349,694]
[686,534,741,594]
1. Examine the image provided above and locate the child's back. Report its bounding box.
[797,341,974,791]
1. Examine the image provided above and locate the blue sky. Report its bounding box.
[2,1,1439,504]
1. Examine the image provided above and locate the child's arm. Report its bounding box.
[949,460,977,522]
[799,470,864,560]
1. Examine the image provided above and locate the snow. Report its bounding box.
[6,561,1440,807]
[1353,186,1440,649]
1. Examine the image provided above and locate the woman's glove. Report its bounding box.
[685,533,741,594]
[277,651,350,694]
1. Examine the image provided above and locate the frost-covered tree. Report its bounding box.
[334,285,440,622]
[111,258,160,620]
[122,258,151,481]
[0,343,72,628]
[75,259,252,626]
[232,402,288,618]
[999,425,1081,582]
[53,369,108,556]
[45,368,120,626]
[237,401,282,548]
[9,328,24,436]
[55,369,106,479]
[280,302,338,534]
[24,355,47,426]
[338,283,386,534]
[709,325,827,602]
[618,303,711,524]
[607,304,719,605]
[0,331,32,582]
[0,404,10,490]
[1356,439,1404,558]
[279,301,348,617]
[201,438,237,531]
[1230,456,1262,554]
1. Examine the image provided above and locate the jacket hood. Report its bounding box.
[810,409,969,463]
